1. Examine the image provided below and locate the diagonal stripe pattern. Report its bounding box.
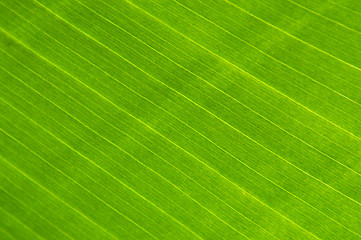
[1,0,361,239]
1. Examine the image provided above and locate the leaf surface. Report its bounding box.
[1,0,361,239]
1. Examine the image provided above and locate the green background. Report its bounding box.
[1,0,361,239]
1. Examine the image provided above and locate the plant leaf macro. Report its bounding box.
[1,0,361,239]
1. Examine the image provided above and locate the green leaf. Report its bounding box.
[1,0,361,239]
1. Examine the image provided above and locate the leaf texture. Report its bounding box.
[1,0,361,239]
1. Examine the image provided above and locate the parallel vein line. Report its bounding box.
[0,128,156,240]
[0,154,119,240]
[26,0,361,204]
[1,58,267,238]
[0,101,199,240]
[244,0,361,61]
[9,0,361,226]
[91,0,361,162]
[0,204,45,240]
[287,0,361,36]
[91,0,361,205]
[1,114,175,238]
[0,185,74,240]
[222,0,361,72]
[2,39,345,238]
[170,0,361,109]
[329,0,361,17]
[78,0,361,178]
[123,0,361,142]
[1,69,249,239]
[8,1,359,233]
[132,0,361,176]
[1,24,321,239]
[0,174,93,239]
